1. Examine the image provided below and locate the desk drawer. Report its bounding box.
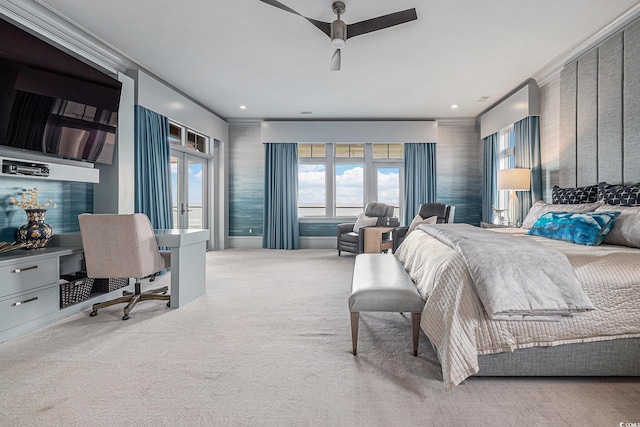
[0,286,58,332]
[0,257,58,298]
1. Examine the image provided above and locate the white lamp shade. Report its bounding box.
[497,168,531,191]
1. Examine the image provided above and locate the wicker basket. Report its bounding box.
[60,274,92,308]
[89,278,129,294]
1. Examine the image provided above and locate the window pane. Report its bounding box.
[377,167,400,217]
[335,163,363,216]
[298,164,326,217]
[335,144,364,158]
[195,134,207,153]
[372,144,388,158]
[187,159,204,228]
[311,144,326,158]
[335,144,349,158]
[298,144,311,158]
[186,131,196,150]
[170,156,179,226]
[169,123,182,146]
[349,144,364,157]
[388,144,403,158]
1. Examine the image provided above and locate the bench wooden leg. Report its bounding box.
[411,312,421,356]
[350,312,359,355]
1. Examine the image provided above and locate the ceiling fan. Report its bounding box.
[258,0,418,71]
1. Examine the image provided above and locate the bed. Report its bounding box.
[395,198,640,390]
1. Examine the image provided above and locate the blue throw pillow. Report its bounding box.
[527,211,620,246]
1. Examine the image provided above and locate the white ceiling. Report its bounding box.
[32,0,640,120]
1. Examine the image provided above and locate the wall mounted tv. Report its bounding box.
[0,18,122,164]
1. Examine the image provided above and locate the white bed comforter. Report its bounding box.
[417,224,593,321]
[395,227,640,390]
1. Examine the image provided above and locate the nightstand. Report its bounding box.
[363,226,394,253]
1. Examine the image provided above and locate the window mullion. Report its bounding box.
[326,143,335,217]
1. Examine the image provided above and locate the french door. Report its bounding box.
[171,151,208,230]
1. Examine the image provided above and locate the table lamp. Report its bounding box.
[497,168,531,225]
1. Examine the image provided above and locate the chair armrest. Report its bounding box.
[393,226,409,239]
[337,223,356,234]
[392,226,409,253]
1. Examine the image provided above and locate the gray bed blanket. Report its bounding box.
[416,224,594,321]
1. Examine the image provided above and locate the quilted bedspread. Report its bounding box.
[395,227,640,390]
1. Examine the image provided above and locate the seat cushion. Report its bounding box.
[349,254,423,313]
[341,231,360,243]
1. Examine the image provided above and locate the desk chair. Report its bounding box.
[79,213,171,320]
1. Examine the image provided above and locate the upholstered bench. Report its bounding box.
[349,253,424,356]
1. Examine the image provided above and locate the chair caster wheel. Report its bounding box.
[90,309,98,317]
[122,314,130,320]
[166,301,171,308]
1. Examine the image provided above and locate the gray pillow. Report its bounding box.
[521,200,603,229]
[595,204,640,248]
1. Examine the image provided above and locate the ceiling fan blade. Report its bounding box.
[330,49,341,72]
[258,0,331,37]
[346,8,417,39]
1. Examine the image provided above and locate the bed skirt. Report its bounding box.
[474,337,640,377]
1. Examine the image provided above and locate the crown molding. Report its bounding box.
[533,3,640,87]
[1,0,134,76]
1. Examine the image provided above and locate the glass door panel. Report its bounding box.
[187,156,206,229]
[171,150,208,230]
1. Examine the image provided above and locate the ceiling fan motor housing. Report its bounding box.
[331,2,347,48]
[331,19,347,48]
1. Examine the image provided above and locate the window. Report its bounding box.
[335,163,364,216]
[298,143,403,219]
[497,126,515,211]
[168,121,213,230]
[298,164,326,217]
[169,121,210,154]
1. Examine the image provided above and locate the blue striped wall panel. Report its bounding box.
[0,178,93,242]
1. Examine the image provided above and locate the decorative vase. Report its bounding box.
[18,209,54,249]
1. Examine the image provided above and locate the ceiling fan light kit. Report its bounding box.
[259,0,417,71]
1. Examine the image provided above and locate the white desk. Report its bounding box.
[154,229,209,308]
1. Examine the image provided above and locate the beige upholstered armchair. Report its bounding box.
[79,213,171,320]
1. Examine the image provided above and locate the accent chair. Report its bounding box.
[337,202,395,256]
[79,213,171,320]
[392,203,455,253]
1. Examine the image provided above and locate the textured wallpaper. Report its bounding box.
[228,120,483,237]
[0,177,93,242]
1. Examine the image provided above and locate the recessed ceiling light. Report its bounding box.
[477,96,490,102]
[239,105,247,110]
[451,104,458,109]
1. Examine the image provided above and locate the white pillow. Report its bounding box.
[521,200,603,229]
[407,214,437,234]
[353,213,378,231]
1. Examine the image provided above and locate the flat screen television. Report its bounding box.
[0,18,122,164]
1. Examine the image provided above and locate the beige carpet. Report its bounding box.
[0,249,638,426]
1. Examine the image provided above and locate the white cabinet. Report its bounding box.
[0,247,132,343]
